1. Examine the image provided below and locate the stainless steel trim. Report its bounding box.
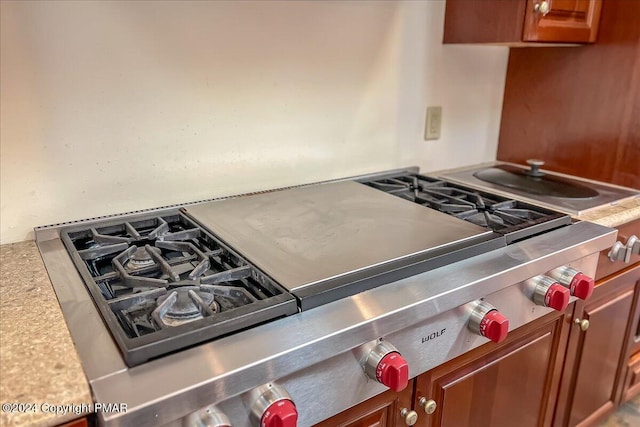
[36,220,616,426]
[36,238,128,378]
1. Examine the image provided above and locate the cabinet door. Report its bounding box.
[558,266,639,427]
[618,265,640,403]
[523,0,602,42]
[414,309,569,427]
[313,380,414,427]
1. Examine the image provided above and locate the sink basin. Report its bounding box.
[473,165,599,199]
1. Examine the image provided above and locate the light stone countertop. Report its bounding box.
[575,197,640,227]
[0,241,92,427]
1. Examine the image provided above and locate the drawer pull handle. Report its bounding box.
[534,1,551,16]
[575,318,590,331]
[419,397,437,415]
[400,408,418,426]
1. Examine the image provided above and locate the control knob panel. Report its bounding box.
[529,275,571,311]
[362,341,409,392]
[468,301,509,343]
[249,384,298,427]
[549,266,594,300]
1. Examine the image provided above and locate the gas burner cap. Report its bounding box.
[155,287,219,327]
[126,246,161,270]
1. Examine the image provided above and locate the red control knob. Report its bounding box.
[261,399,298,427]
[479,310,509,343]
[570,272,594,300]
[376,352,409,392]
[545,283,571,311]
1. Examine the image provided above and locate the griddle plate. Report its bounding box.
[184,181,500,307]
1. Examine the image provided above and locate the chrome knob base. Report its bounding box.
[184,405,231,427]
[362,341,399,381]
[248,383,295,426]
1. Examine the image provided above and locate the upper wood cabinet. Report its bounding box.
[443,0,603,45]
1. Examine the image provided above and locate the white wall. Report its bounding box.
[0,1,508,244]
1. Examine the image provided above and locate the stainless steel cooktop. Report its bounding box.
[34,166,617,427]
[184,180,498,308]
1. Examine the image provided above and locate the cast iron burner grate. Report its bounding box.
[362,174,571,243]
[61,211,297,366]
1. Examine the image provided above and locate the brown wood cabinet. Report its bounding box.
[618,264,640,404]
[413,308,571,427]
[443,0,602,45]
[554,265,640,427]
[313,380,415,427]
[496,0,640,189]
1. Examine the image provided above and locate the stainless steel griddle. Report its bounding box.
[184,180,500,308]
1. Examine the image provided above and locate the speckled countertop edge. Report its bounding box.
[576,198,640,227]
[0,241,92,427]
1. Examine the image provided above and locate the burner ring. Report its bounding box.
[155,287,218,327]
[126,246,161,270]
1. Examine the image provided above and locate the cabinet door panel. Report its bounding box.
[523,0,602,42]
[416,310,568,427]
[438,333,551,427]
[566,273,637,426]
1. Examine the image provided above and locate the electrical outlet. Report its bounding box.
[425,106,442,140]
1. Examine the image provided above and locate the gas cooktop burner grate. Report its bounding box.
[363,174,571,243]
[61,211,297,366]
